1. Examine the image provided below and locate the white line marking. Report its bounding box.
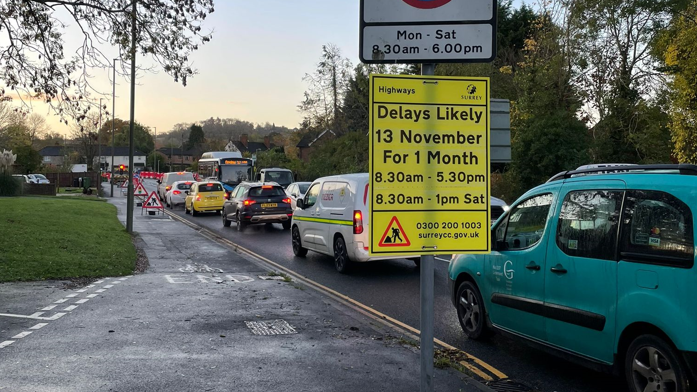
[76,289,87,293]
[0,312,62,321]
[29,323,48,330]
[54,299,68,304]
[66,294,78,298]
[42,305,57,311]
[87,294,98,298]
[112,281,121,284]
[86,285,95,288]
[118,277,129,281]
[63,305,78,311]
[94,280,104,284]
[95,289,106,293]
[75,299,89,304]
[0,341,14,349]
[11,331,32,339]
[47,313,66,320]
[103,285,114,289]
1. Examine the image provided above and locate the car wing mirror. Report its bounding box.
[297,199,305,209]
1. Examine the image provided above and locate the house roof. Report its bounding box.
[40,145,146,157]
[39,146,75,156]
[297,130,336,148]
[230,141,275,153]
[99,146,146,157]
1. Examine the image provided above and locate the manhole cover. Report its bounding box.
[487,380,534,392]
[245,319,297,335]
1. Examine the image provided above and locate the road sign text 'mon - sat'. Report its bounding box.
[369,74,491,256]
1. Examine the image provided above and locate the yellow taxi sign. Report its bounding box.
[369,74,491,256]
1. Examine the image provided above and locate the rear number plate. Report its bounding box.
[261,203,277,208]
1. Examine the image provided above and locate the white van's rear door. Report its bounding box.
[317,181,352,252]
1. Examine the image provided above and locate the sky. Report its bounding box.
[13,0,525,137]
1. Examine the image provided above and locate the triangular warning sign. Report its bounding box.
[142,191,164,210]
[378,216,411,247]
[120,179,128,188]
[134,182,148,197]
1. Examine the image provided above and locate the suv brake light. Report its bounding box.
[243,199,256,206]
[353,210,364,234]
[282,198,291,204]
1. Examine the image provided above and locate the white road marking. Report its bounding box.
[165,275,193,284]
[86,285,95,288]
[76,289,87,293]
[0,341,14,349]
[87,294,98,298]
[41,305,57,311]
[103,285,114,289]
[66,294,78,298]
[112,281,121,284]
[11,331,32,339]
[94,280,105,284]
[63,305,78,311]
[54,299,68,304]
[29,323,48,330]
[47,313,66,320]
[95,289,106,293]
[118,277,129,281]
[75,299,89,304]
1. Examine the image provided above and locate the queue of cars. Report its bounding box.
[11,173,50,184]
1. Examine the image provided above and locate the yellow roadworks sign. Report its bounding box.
[369,74,491,256]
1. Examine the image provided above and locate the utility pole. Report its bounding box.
[111,58,117,198]
[181,132,184,170]
[98,97,103,195]
[153,127,158,173]
[126,0,137,233]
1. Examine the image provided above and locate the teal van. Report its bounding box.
[448,164,697,392]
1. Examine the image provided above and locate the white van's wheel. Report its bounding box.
[292,226,307,257]
[333,236,351,273]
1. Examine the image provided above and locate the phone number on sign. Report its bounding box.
[416,221,484,240]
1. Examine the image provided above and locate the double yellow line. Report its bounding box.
[164,210,508,382]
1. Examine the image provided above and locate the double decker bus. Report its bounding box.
[197,151,254,194]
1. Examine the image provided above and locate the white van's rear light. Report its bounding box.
[353,210,364,234]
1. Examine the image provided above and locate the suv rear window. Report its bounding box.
[166,173,195,184]
[198,183,223,192]
[248,186,285,197]
[176,183,192,190]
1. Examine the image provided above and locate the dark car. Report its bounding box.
[222,182,293,231]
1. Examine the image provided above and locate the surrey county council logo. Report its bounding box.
[402,0,453,9]
[466,84,477,95]
[462,83,483,101]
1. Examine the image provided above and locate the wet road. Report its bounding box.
[141,180,626,392]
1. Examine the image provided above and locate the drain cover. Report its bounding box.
[245,319,297,335]
[487,380,534,392]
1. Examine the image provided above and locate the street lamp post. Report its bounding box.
[153,126,157,173]
[111,58,117,198]
[126,0,137,233]
[98,97,103,195]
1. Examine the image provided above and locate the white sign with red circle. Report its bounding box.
[360,0,495,64]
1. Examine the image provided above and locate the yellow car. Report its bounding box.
[185,181,225,216]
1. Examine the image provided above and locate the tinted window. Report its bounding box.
[264,170,293,185]
[166,173,195,185]
[557,190,622,260]
[620,190,694,266]
[233,186,246,200]
[198,183,223,192]
[298,183,310,194]
[305,184,320,208]
[248,186,286,197]
[176,183,192,190]
[497,193,553,250]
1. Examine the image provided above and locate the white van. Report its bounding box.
[291,173,399,273]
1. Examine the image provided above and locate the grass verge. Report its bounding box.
[0,197,136,282]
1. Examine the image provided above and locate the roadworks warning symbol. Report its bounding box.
[142,191,164,210]
[134,182,148,197]
[378,216,411,247]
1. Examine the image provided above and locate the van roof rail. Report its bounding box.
[546,164,697,183]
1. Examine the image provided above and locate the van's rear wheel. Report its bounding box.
[292,226,307,257]
[625,335,689,392]
[333,236,351,274]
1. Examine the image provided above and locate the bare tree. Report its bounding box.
[70,113,100,170]
[0,0,215,123]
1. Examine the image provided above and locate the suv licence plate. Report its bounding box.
[261,203,277,208]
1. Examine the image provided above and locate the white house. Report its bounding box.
[95,146,147,172]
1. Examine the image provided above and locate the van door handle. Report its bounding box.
[525,262,540,271]
[550,264,567,274]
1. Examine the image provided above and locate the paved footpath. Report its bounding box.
[0,193,488,392]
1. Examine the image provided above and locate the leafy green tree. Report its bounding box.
[13,145,42,174]
[113,120,154,155]
[147,152,166,172]
[186,124,205,150]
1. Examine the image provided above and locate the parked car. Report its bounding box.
[165,181,194,209]
[28,174,49,184]
[448,164,697,392]
[222,182,293,231]
[490,196,508,225]
[285,181,311,210]
[158,172,196,201]
[12,174,31,183]
[184,181,225,216]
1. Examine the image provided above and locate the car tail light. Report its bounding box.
[282,198,291,204]
[243,199,256,206]
[353,210,364,234]
[196,195,201,201]
[165,186,171,191]
[173,190,181,195]
[224,192,230,200]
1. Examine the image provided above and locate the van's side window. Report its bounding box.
[497,193,553,250]
[556,190,623,260]
[304,184,320,208]
[620,190,694,267]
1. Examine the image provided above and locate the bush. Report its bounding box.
[0,173,22,196]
